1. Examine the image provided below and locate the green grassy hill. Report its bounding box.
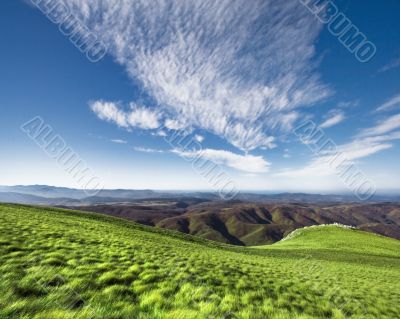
[257,224,400,255]
[0,204,399,319]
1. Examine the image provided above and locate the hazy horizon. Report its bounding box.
[1,184,399,195]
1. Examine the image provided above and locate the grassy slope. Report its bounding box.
[256,225,400,256]
[0,204,399,319]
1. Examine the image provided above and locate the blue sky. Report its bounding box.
[1,0,400,193]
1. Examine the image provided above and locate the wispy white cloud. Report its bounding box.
[279,115,400,178]
[336,100,359,108]
[172,148,270,173]
[134,147,164,153]
[379,57,400,73]
[127,103,159,129]
[90,100,128,128]
[194,134,204,143]
[320,110,346,129]
[164,119,188,131]
[152,130,167,137]
[89,101,159,130]
[277,137,396,177]
[110,139,127,144]
[358,113,400,137]
[64,0,329,151]
[375,94,400,112]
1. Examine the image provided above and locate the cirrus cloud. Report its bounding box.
[375,94,400,113]
[279,115,400,178]
[320,110,346,129]
[90,100,128,128]
[172,148,270,173]
[134,146,164,153]
[61,0,329,151]
[358,113,400,137]
[89,100,160,130]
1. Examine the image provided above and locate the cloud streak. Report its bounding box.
[279,116,400,178]
[90,100,128,128]
[90,101,160,130]
[172,148,270,173]
[320,110,346,128]
[375,94,400,112]
[110,139,127,144]
[134,147,164,153]
[358,113,400,137]
[379,57,400,73]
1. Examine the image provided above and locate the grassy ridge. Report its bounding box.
[0,204,399,318]
[260,225,400,255]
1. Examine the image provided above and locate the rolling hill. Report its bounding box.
[0,204,399,318]
[72,201,400,245]
[1,186,399,246]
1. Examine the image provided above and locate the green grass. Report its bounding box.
[256,224,400,256]
[0,204,399,319]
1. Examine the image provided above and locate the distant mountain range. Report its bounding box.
[70,201,400,245]
[0,185,399,206]
[1,185,399,246]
